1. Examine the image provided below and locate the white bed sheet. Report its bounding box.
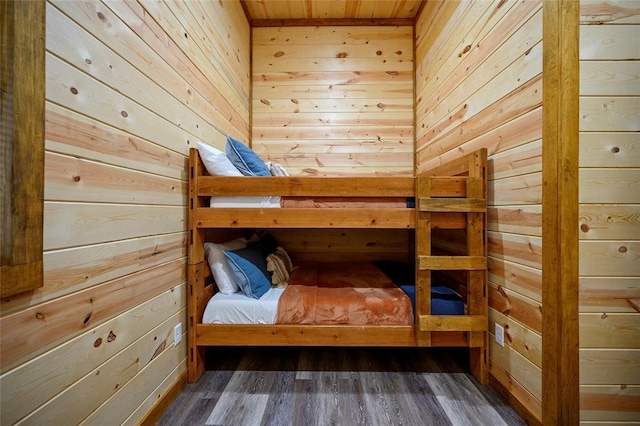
[202,287,285,324]
[209,196,281,208]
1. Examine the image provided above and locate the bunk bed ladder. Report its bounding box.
[415,150,488,384]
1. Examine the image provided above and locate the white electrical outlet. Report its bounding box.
[495,323,505,347]
[174,323,182,345]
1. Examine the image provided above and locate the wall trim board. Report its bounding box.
[413,0,428,27]
[137,369,188,426]
[489,372,543,426]
[251,18,415,27]
[1,0,45,298]
[412,20,417,174]
[542,0,580,424]
[240,0,252,27]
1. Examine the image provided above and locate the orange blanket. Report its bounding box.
[276,262,413,325]
[281,197,407,208]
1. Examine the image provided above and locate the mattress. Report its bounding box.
[210,196,411,208]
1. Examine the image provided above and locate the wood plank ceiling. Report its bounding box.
[241,0,424,22]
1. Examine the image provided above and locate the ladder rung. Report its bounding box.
[418,198,486,212]
[418,315,487,331]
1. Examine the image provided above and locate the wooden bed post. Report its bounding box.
[187,263,206,382]
[466,149,488,384]
[188,148,207,382]
[188,148,206,265]
[415,175,432,347]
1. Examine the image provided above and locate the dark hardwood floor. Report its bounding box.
[158,347,525,425]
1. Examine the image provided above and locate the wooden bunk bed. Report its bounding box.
[187,147,488,385]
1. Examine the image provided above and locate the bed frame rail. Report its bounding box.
[198,176,415,197]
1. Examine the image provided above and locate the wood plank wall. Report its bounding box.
[251,25,415,262]
[252,25,414,176]
[0,1,250,424]
[415,1,544,422]
[578,1,640,422]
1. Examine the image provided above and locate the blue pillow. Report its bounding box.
[225,135,270,176]
[224,246,271,299]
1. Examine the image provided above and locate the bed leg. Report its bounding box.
[469,332,489,384]
[188,344,205,383]
[187,261,206,383]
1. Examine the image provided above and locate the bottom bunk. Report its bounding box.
[188,257,487,384]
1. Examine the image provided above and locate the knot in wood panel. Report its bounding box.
[151,341,166,360]
[458,45,471,57]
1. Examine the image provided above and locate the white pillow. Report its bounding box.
[197,141,242,176]
[204,237,248,294]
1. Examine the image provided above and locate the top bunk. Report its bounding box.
[189,146,416,230]
[188,143,487,232]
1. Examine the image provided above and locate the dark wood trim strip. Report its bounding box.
[239,0,252,27]
[138,369,188,426]
[413,0,428,26]
[251,18,415,27]
[1,0,45,298]
[541,0,580,424]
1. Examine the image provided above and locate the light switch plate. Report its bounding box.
[174,323,182,345]
[495,323,505,347]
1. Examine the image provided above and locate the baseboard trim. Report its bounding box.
[489,373,542,426]
[137,369,188,426]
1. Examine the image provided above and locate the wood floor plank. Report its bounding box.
[259,351,299,426]
[425,373,513,426]
[468,373,529,426]
[386,351,455,424]
[157,347,524,425]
